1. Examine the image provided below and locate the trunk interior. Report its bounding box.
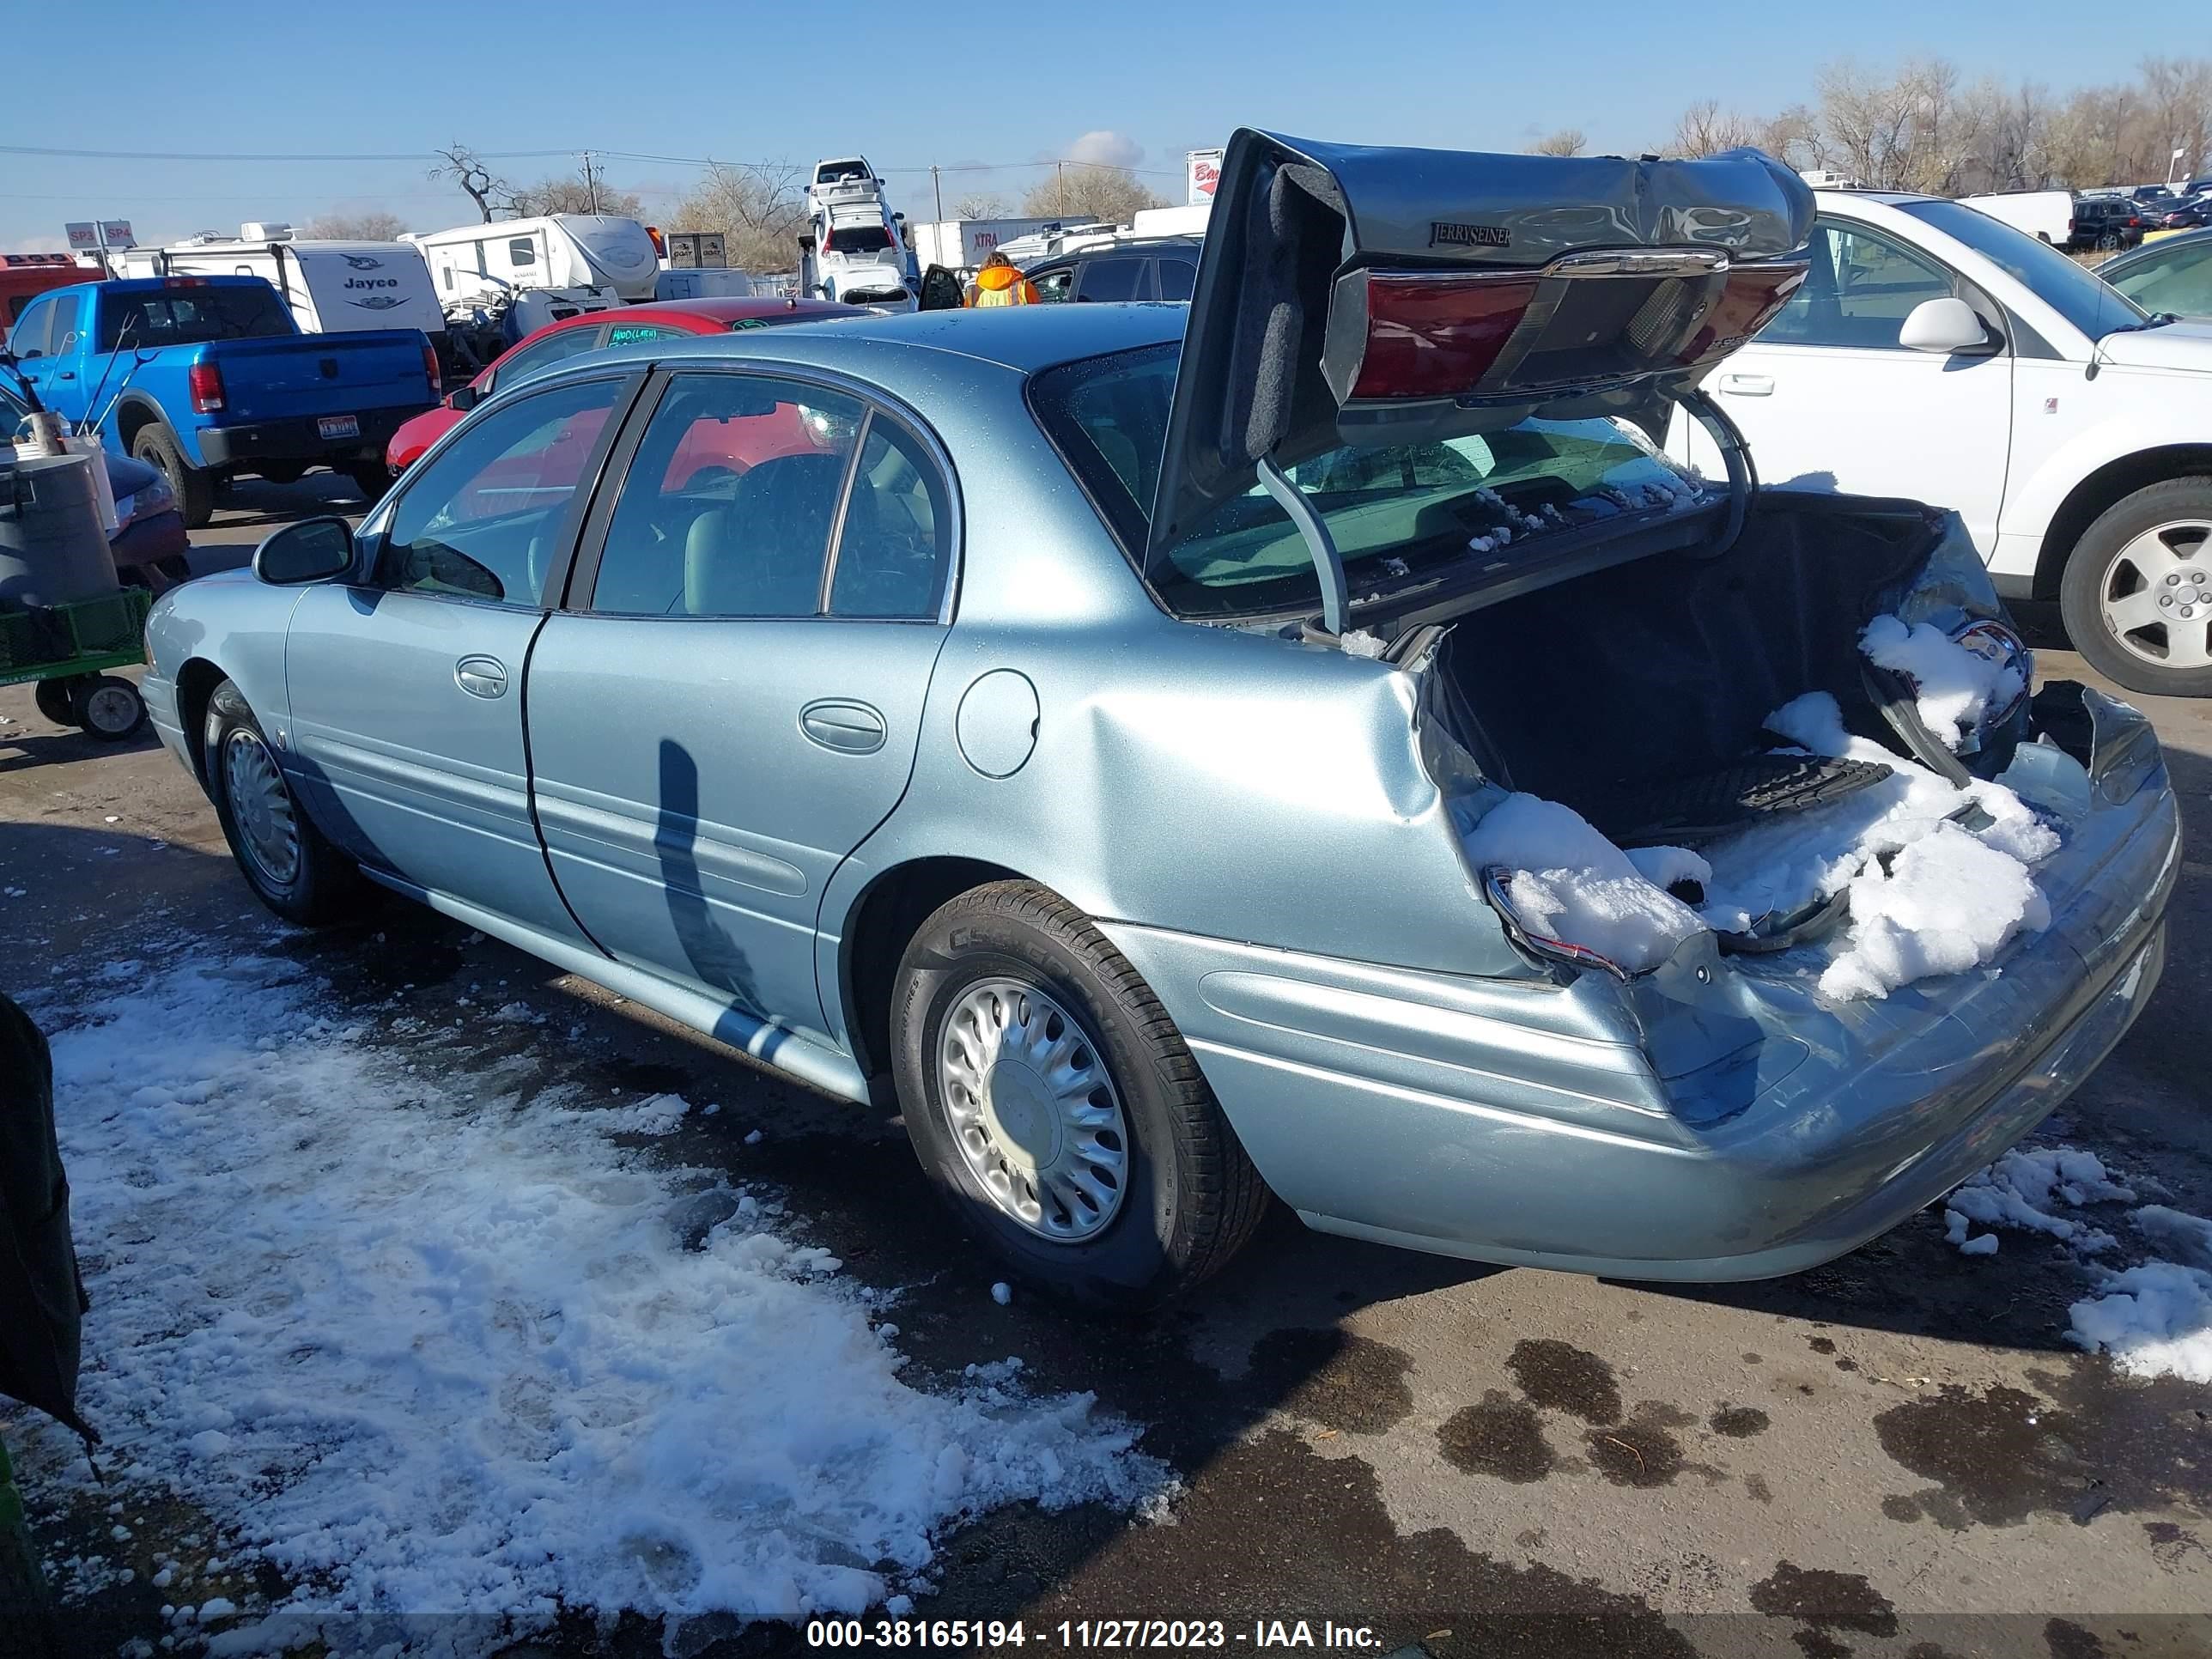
[1437,493,1943,840]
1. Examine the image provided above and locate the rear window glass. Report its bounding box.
[98,283,291,349]
[1031,342,1702,620]
[827,225,894,254]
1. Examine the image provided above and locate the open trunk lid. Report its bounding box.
[1146,128,1814,580]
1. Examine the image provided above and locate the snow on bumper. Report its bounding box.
[1101,712,2179,1280]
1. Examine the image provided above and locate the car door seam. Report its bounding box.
[517,610,616,959]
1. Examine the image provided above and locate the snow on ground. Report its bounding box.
[17,945,1167,1651]
[1859,614,2027,752]
[1939,1144,2212,1385]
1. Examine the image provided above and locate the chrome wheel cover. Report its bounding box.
[223,727,301,887]
[2100,520,2212,672]
[937,977,1129,1241]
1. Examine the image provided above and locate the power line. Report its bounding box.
[3,141,1185,179]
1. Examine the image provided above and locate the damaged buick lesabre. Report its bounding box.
[141,129,2179,1307]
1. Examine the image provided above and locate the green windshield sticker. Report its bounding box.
[727,318,770,330]
[609,326,672,344]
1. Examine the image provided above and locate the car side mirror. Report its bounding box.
[1899,296,1995,355]
[448,383,481,412]
[253,516,355,586]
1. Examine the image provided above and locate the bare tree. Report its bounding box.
[1755,105,1826,172]
[1669,99,1760,158]
[507,175,644,219]
[2140,56,2212,185]
[1527,128,1586,157]
[428,143,513,223]
[952,191,1012,219]
[1020,165,1166,225]
[305,210,410,240]
[669,161,808,273]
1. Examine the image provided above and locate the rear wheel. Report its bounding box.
[71,676,145,742]
[343,460,391,504]
[204,678,362,924]
[2059,477,2212,698]
[131,425,215,530]
[890,881,1268,1309]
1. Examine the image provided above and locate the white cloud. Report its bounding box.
[1065,130,1145,169]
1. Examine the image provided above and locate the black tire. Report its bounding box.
[204,678,362,924]
[890,881,1269,1309]
[2058,476,2212,698]
[343,460,391,504]
[256,462,307,485]
[70,675,144,742]
[131,425,215,530]
[32,678,75,726]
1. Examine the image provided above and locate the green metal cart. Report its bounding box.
[0,586,152,741]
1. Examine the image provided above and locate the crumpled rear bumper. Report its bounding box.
[1102,696,2179,1281]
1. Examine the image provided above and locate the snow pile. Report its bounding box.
[1860,615,2026,751]
[2069,1262,2212,1383]
[1942,1146,2136,1254]
[1936,1144,2212,1383]
[1459,794,1705,974]
[22,948,1166,1644]
[1697,691,2057,1000]
[1338,629,1388,659]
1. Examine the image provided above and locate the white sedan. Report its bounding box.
[1673,190,2212,697]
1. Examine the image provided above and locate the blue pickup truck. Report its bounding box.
[5,275,437,527]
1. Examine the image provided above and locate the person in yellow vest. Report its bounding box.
[965,250,1042,307]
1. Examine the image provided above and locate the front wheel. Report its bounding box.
[2059,477,2212,697]
[204,678,362,924]
[890,881,1268,1309]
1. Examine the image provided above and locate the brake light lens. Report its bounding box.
[422,340,441,398]
[1673,265,1808,364]
[1348,271,1538,400]
[187,362,225,413]
[164,276,209,289]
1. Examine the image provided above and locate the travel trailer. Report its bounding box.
[116,227,447,354]
[404,214,662,365]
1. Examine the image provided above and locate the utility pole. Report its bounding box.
[1056,161,1066,216]
[932,165,944,221]
[582,151,601,213]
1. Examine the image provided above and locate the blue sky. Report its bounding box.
[3,0,2197,251]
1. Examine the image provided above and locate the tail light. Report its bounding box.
[187,362,225,413]
[1331,256,1806,405]
[646,225,666,258]
[1672,265,1807,364]
[422,340,441,397]
[2128,216,2142,228]
[1345,271,1538,399]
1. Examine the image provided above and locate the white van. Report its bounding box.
[1959,190,2074,246]
[117,226,447,352]
[404,215,662,313]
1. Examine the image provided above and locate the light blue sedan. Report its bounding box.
[142,131,2178,1307]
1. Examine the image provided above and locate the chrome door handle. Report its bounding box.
[1718,373,1774,396]
[454,656,508,699]
[799,699,887,754]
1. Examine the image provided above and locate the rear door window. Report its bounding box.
[586,373,860,617]
[1156,258,1197,301]
[1074,257,1146,302]
[829,418,952,618]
